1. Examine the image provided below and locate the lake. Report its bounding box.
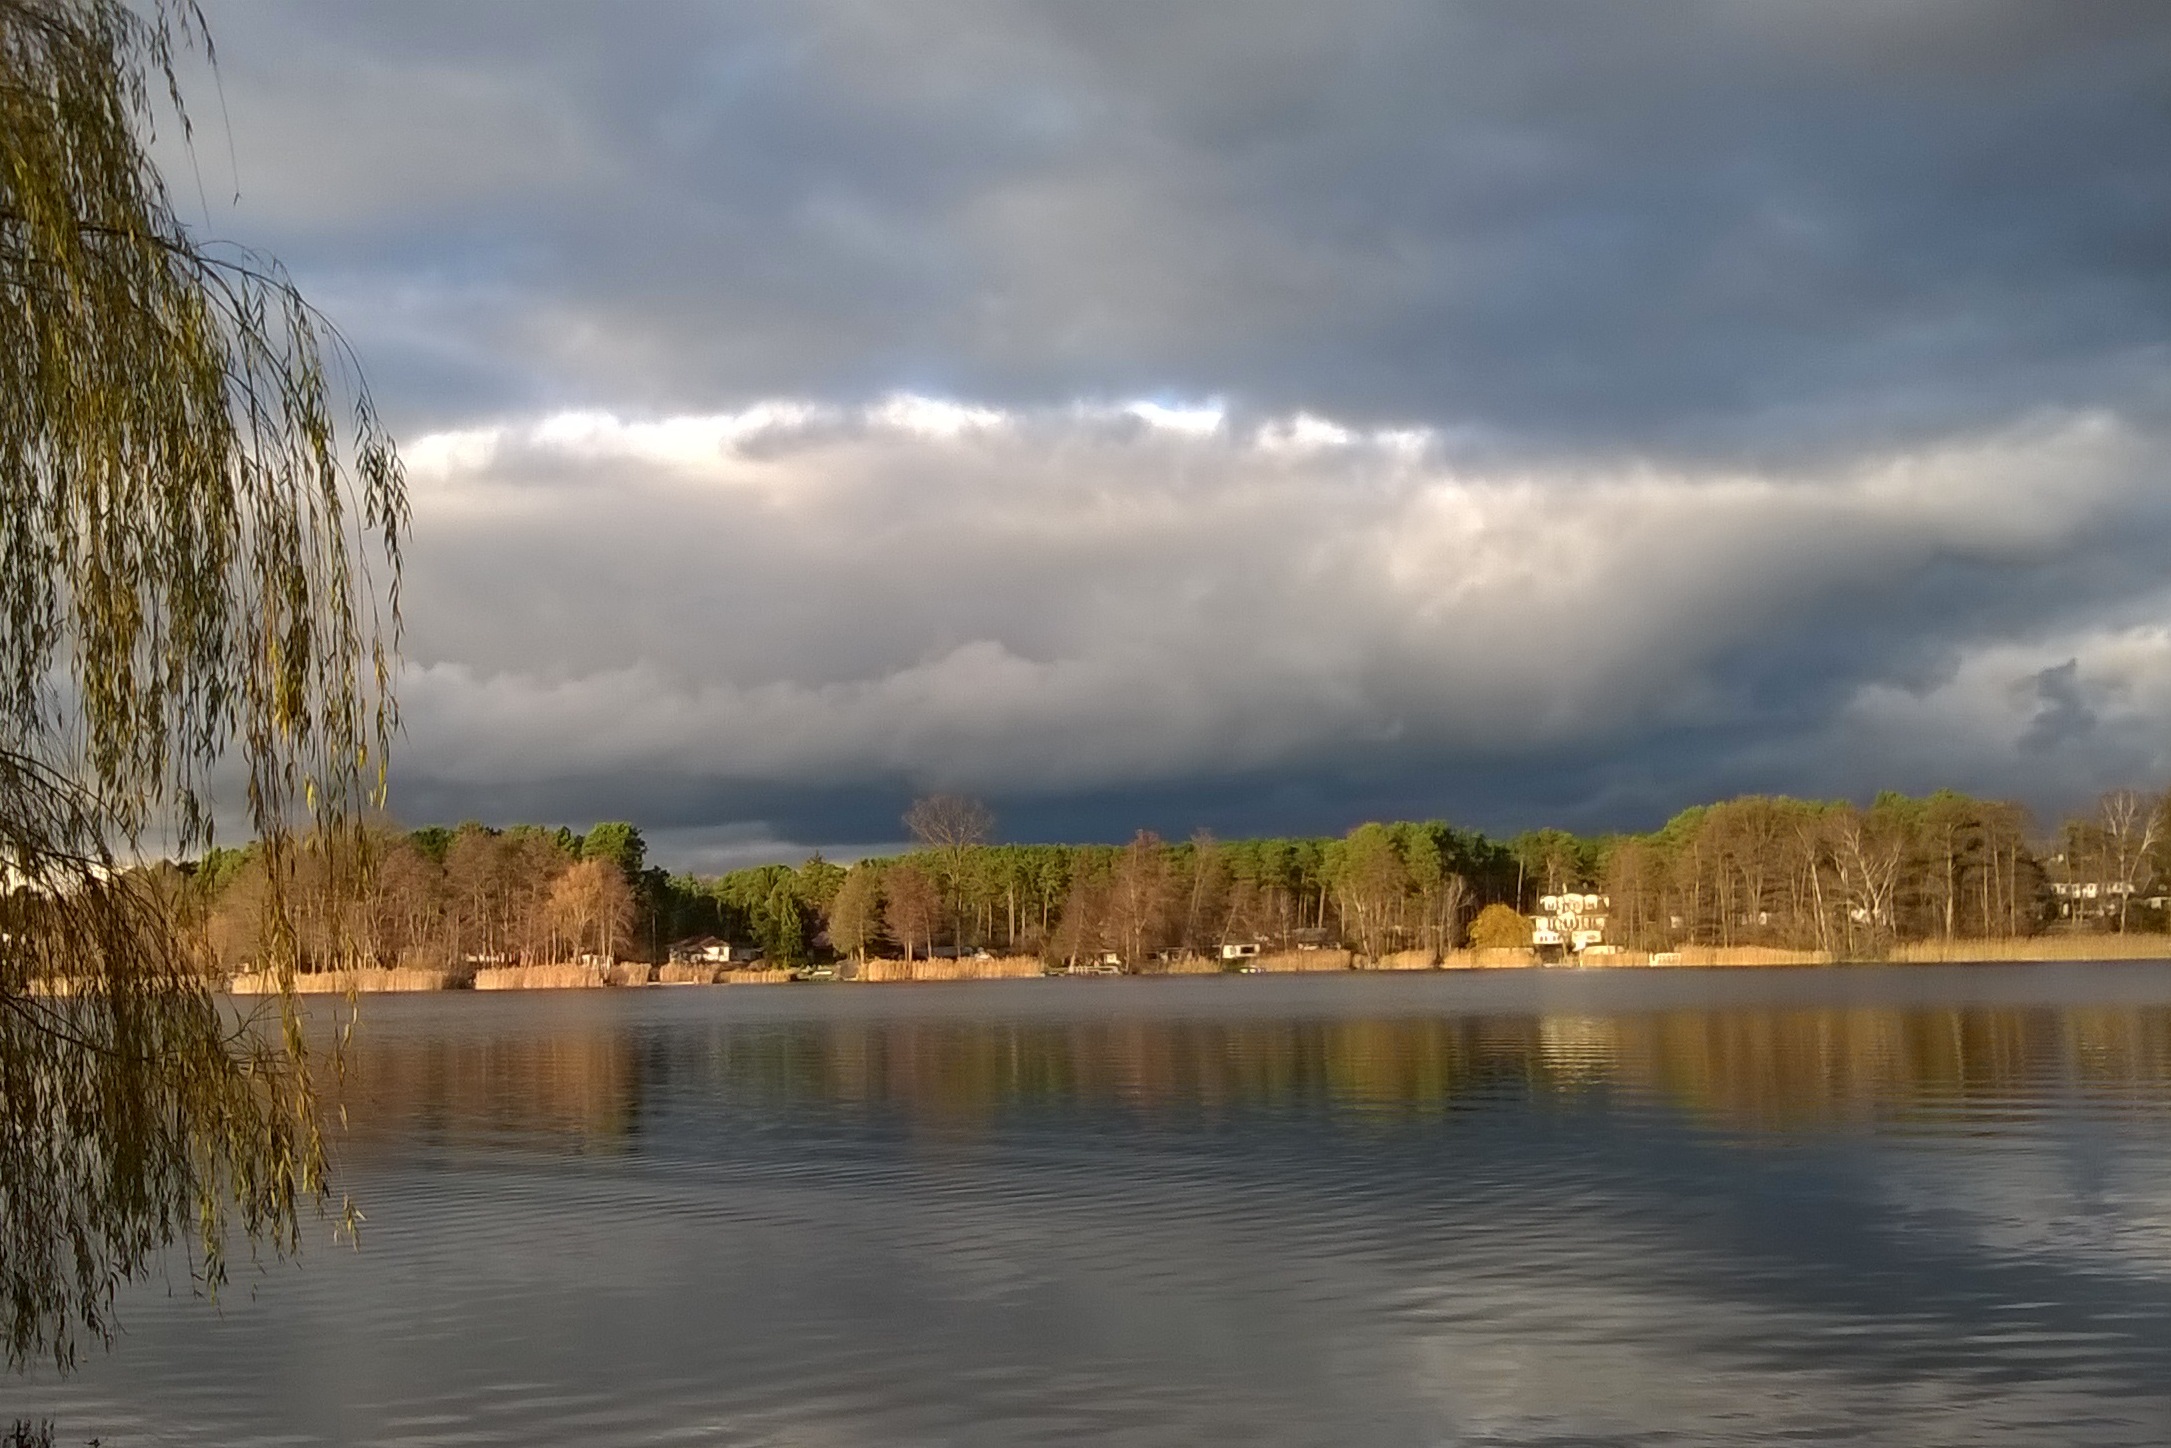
[13,965,2171,1445]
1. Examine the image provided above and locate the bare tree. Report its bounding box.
[1051,857,1112,968]
[905,793,995,856]
[883,862,941,962]
[1105,832,1172,967]
[548,859,634,962]
[1180,829,1228,954]
[904,794,994,944]
[1791,814,1837,955]
[1831,808,1904,955]
[1979,801,2031,938]
[1604,838,1669,951]
[1718,797,1786,944]
[2097,789,2161,934]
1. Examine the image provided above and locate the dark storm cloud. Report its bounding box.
[164,1,2171,860]
[191,1,2171,447]
[2020,661,2099,755]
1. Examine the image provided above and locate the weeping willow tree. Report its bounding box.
[1,0,404,1368]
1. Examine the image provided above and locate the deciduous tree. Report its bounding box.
[1,0,404,1368]
[1336,823,1410,961]
[2096,789,2160,934]
[549,858,634,963]
[904,794,994,944]
[1106,831,1172,967]
[1469,902,1533,951]
[826,864,884,962]
[883,862,940,962]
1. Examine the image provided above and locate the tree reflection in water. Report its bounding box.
[326,982,2171,1151]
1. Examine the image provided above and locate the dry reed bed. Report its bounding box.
[227,967,455,994]
[1253,948,1355,972]
[217,935,2171,998]
[1658,946,1833,967]
[1889,935,2171,963]
[470,962,656,989]
[473,964,604,990]
[1428,947,1831,969]
[1160,955,1232,974]
[1437,948,1535,969]
[855,955,1045,983]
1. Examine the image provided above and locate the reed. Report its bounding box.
[1659,946,1832,967]
[1443,948,1537,969]
[653,962,720,985]
[856,955,1045,982]
[1543,947,1817,967]
[226,967,455,994]
[1157,955,1226,974]
[1888,935,2171,963]
[1253,948,1354,972]
[472,964,607,991]
[722,967,794,985]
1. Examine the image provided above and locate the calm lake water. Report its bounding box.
[14,965,2171,1446]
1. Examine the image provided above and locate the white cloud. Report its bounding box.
[1121,399,1226,436]
[391,397,2162,817]
[407,402,835,481]
[1257,412,1359,451]
[869,393,1009,439]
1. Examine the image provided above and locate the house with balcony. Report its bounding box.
[1531,892,1610,959]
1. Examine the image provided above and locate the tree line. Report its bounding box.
[679,818,1518,968]
[167,786,2171,973]
[184,821,660,973]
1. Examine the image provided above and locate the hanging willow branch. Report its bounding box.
[0,0,404,1369]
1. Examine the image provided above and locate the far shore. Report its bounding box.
[220,934,2171,995]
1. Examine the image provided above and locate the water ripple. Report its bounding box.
[12,968,2171,1445]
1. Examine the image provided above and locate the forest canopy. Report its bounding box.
[164,786,2171,975]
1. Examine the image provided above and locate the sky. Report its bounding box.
[173,0,2171,870]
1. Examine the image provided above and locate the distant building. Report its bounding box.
[1219,941,1262,961]
[2050,878,2134,921]
[2,856,113,897]
[1531,892,1610,957]
[669,936,760,965]
[2045,848,2142,923]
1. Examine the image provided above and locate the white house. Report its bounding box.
[670,936,760,966]
[1531,892,1610,956]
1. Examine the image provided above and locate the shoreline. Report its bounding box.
[222,936,2171,994]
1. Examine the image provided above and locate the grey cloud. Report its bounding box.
[188,2,2171,454]
[375,401,2171,855]
[141,3,2171,858]
[2019,659,2098,755]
